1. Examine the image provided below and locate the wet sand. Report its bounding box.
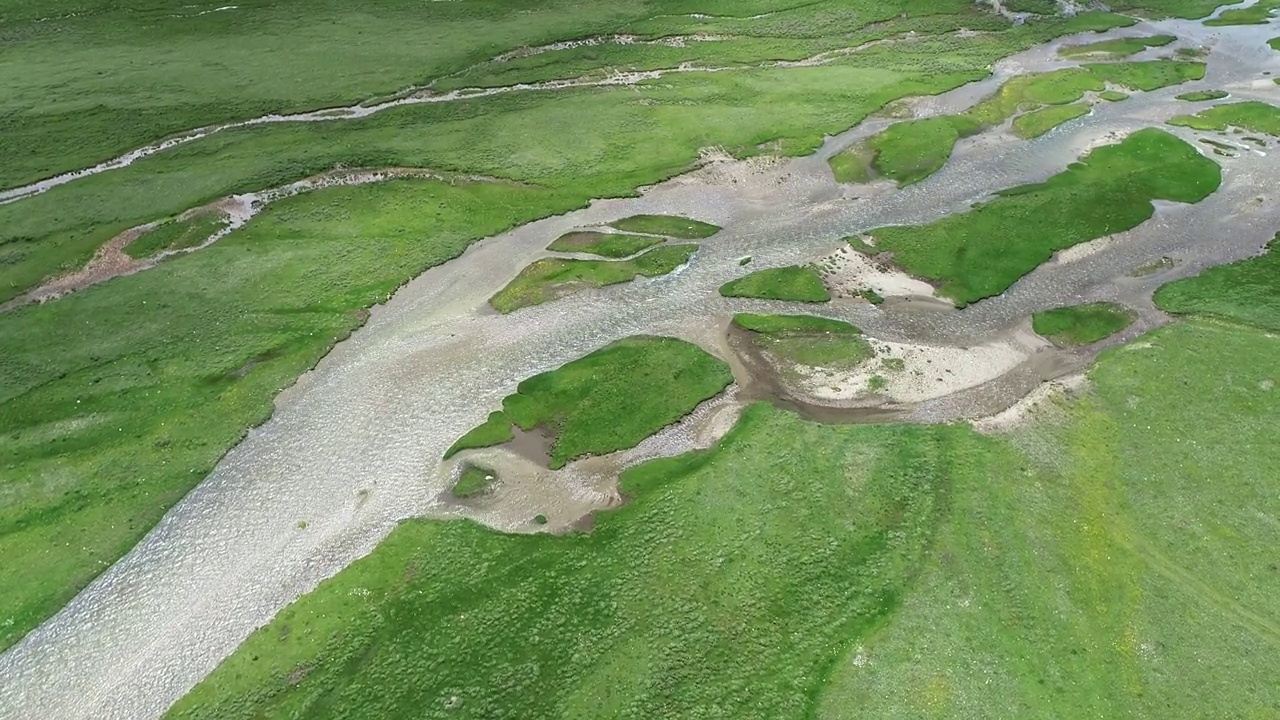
[1,10,1279,720]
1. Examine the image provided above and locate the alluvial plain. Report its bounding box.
[0,0,1277,718]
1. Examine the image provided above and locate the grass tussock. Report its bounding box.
[490,244,696,313]
[1032,302,1137,345]
[720,266,830,302]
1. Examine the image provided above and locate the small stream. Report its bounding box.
[0,10,1278,720]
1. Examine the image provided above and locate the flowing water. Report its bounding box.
[0,10,1278,719]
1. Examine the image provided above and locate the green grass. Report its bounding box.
[1106,0,1244,18]
[490,244,696,313]
[1012,102,1092,138]
[1058,34,1175,59]
[452,465,497,499]
[1099,90,1130,101]
[1004,0,1060,14]
[828,140,877,183]
[1271,37,1280,51]
[445,411,516,460]
[0,177,581,652]
[732,313,871,368]
[720,265,831,303]
[1169,100,1280,135]
[168,404,971,720]
[1175,89,1229,101]
[1032,302,1137,345]
[608,215,721,239]
[1204,0,1280,26]
[731,313,859,335]
[867,116,980,186]
[831,60,1202,185]
[170,304,1280,719]
[1154,234,1280,330]
[0,0,1211,654]
[819,319,1280,719]
[1083,58,1205,90]
[0,0,1158,650]
[446,336,733,469]
[545,231,662,258]
[0,17,1141,307]
[124,213,227,259]
[868,128,1220,305]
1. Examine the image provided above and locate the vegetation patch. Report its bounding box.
[720,265,831,303]
[445,336,732,469]
[490,244,696,313]
[1175,89,1229,101]
[828,140,877,184]
[1012,102,1091,138]
[0,178,582,651]
[608,215,720,239]
[1058,34,1175,59]
[733,313,871,368]
[1204,0,1280,26]
[125,214,227,259]
[445,411,515,459]
[1099,90,1130,101]
[1154,234,1280,330]
[819,319,1280,719]
[867,129,1220,305]
[174,306,1280,718]
[1169,101,1280,135]
[451,464,497,498]
[865,116,979,186]
[546,231,662,258]
[1032,302,1137,345]
[1004,0,1060,14]
[169,406,967,720]
[830,61,1203,185]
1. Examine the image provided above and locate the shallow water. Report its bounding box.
[1,12,1279,720]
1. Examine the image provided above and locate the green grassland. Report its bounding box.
[452,465,497,499]
[170,257,1280,718]
[868,129,1220,305]
[0,0,1151,646]
[123,213,228,259]
[1004,0,1060,14]
[818,320,1280,719]
[1271,37,1280,50]
[608,215,721,239]
[1175,89,1229,101]
[444,336,733,469]
[1058,34,1175,59]
[446,412,517,459]
[169,405,976,720]
[1154,234,1280,330]
[1204,0,1280,25]
[0,11,1140,307]
[828,60,1203,185]
[1032,302,1137,345]
[0,0,1249,666]
[489,244,696,313]
[1012,102,1092,138]
[0,177,581,651]
[720,266,831,302]
[732,313,872,368]
[546,232,662,258]
[1169,100,1280,135]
